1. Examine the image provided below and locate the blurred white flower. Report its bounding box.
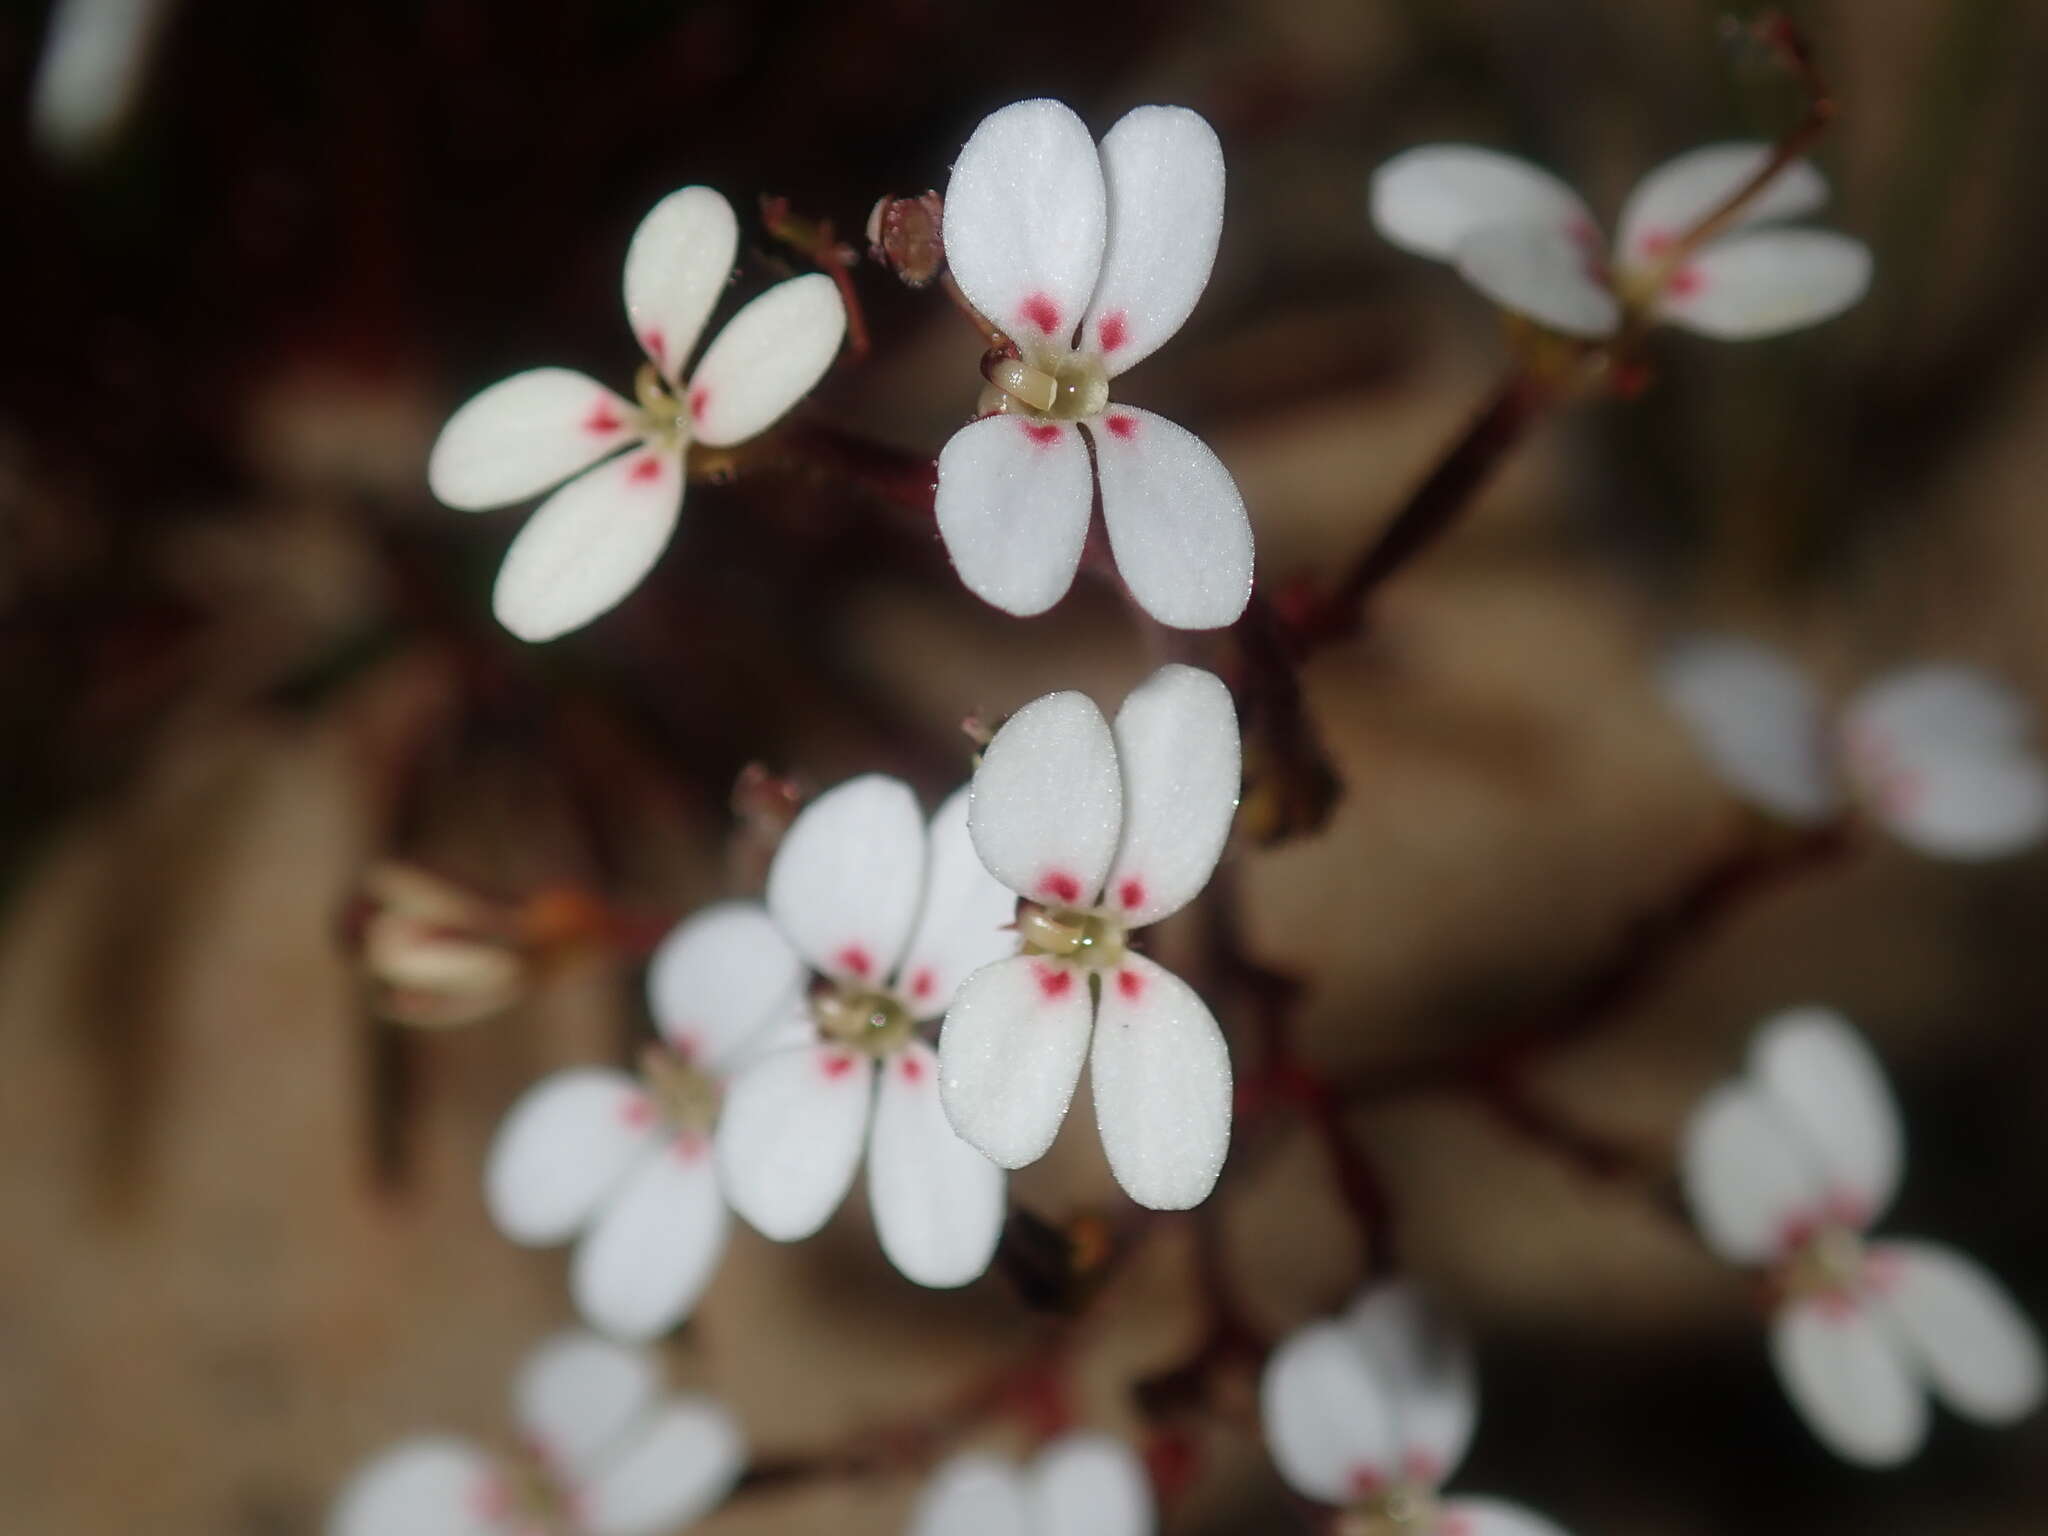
[940,664,1238,1211]
[908,1432,1154,1536]
[1661,635,2048,860]
[711,776,1018,1288]
[428,187,845,642]
[328,1331,743,1536]
[1683,1007,2044,1466]
[933,99,1253,630]
[1371,142,1870,341]
[1261,1281,1572,1536]
[30,0,171,164]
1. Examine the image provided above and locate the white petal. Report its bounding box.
[686,273,845,448]
[934,415,1094,619]
[1439,1498,1576,1536]
[1616,143,1827,269]
[910,1453,1029,1536]
[939,954,1095,1170]
[896,786,1021,1021]
[713,1044,874,1241]
[1749,1008,1902,1228]
[328,1438,502,1536]
[1453,223,1619,339]
[868,1042,1005,1287]
[571,1138,730,1342]
[969,688,1123,906]
[1875,1240,2045,1425]
[767,774,928,986]
[1090,406,1254,629]
[1260,1320,1400,1506]
[1679,1084,1825,1265]
[428,368,637,511]
[1658,230,1871,340]
[1848,665,2033,752]
[623,186,737,382]
[1344,1281,1477,1484]
[1369,145,1594,262]
[1089,954,1231,1210]
[512,1331,660,1479]
[1079,105,1224,376]
[1102,664,1240,928]
[1028,1432,1155,1536]
[645,902,804,1070]
[1771,1297,1925,1467]
[1877,751,2048,860]
[580,1397,745,1536]
[491,445,684,642]
[1658,635,1839,822]
[485,1069,653,1246]
[30,0,170,164]
[943,99,1107,353]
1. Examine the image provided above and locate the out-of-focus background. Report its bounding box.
[6,0,2048,1531]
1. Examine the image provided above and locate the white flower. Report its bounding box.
[940,664,1239,1211]
[710,775,1019,1287]
[1261,1281,1572,1536]
[933,99,1254,631]
[484,904,804,1340]
[909,1433,1154,1536]
[428,187,846,642]
[1682,1007,2045,1466]
[1371,142,1871,341]
[328,1330,743,1536]
[1661,635,2048,860]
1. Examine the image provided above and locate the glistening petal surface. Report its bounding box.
[1876,1240,2045,1425]
[969,688,1123,906]
[581,1397,745,1536]
[1260,1320,1400,1505]
[1680,1083,1825,1264]
[896,786,1022,1022]
[1453,222,1619,339]
[909,1453,1029,1536]
[1771,1297,1925,1467]
[1616,143,1827,266]
[934,415,1093,619]
[714,1045,873,1241]
[766,774,927,986]
[512,1331,659,1478]
[646,901,804,1069]
[868,1041,1005,1287]
[1658,230,1871,340]
[939,954,1095,1170]
[1345,1280,1478,1483]
[328,1437,502,1536]
[1090,953,1231,1210]
[490,444,683,642]
[428,368,636,511]
[1369,145,1593,262]
[571,1141,730,1342]
[1029,1432,1155,1536]
[1659,635,1838,822]
[485,1068,652,1246]
[623,186,737,381]
[1102,663,1240,928]
[687,273,845,447]
[1749,1008,1901,1227]
[1091,406,1254,629]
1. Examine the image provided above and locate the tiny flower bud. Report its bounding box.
[866,191,945,287]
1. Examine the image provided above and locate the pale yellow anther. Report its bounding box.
[1017,902,1128,971]
[633,362,688,447]
[1337,1483,1442,1536]
[810,983,916,1057]
[639,1042,721,1133]
[980,350,1111,422]
[1779,1224,1868,1304]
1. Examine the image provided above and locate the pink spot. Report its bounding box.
[1347,1465,1385,1500]
[909,967,937,1002]
[668,1030,700,1063]
[1035,964,1073,1000]
[1019,292,1063,336]
[470,1476,511,1521]
[1824,1190,1869,1229]
[1115,968,1144,1003]
[822,1052,855,1080]
[628,454,663,484]
[1039,871,1082,905]
[1104,413,1137,441]
[1667,263,1705,298]
[583,401,624,435]
[1816,1291,1861,1324]
[1441,1516,1474,1536]
[1097,310,1129,352]
[1402,1450,1441,1485]
[1864,1248,1906,1295]
[1117,877,1145,911]
[671,1130,707,1162]
[835,944,874,980]
[619,1093,654,1130]
[1639,228,1677,259]
[1021,421,1063,447]
[1776,1211,1819,1260]
[899,1054,927,1084]
[643,327,668,368]
[688,384,709,422]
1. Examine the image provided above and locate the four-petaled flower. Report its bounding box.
[940,664,1239,1210]
[933,99,1254,630]
[1262,1281,1573,1536]
[328,1330,743,1536]
[428,186,845,642]
[1371,142,1871,341]
[1661,635,2048,859]
[710,775,1019,1287]
[909,1432,1155,1536]
[1682,1007,2044,1466]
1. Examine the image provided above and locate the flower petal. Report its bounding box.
[934,415,1094,619]
[1874,1240,2044,1426]
[1748,1008,1901,1228]
[969,687,1123,906]
[1090,406,1254,629]
[939,953,1096,1170]
[1658,635,1839,823]
[512,1331,660,1479]
[1439,1498,1576,1536]
[1679,1083,1825,1265]
[1260,1319,1399,1506]
[1453,223,1619,339]
[1369,145,1594,263]
[943,99,1107,354]
[896,786,1021,1022]
[1771,1296,1925,1466]
[1344,1281,1477,1485]
[491,444,684,642]
[1616,143,1827,269]
[1657,230,1870,340]
[485,1069,653,1246]
[571,1138,730,1342]
[686,272,845,448]
[868,1041,1005,1287]
[714,1044,874,1241]
[1089,953,1231,1210]
[646,901,805,1070]
[328,1438,502,1536]
[427,368,637,511]
[909,1453,1029,1536]
[765,773,927,986]
[1078,105,1224,376]
[580,1397,745,1536]
[623,186,737,383]
[1102,664,1240,928]
[1028,1432,1155,1536]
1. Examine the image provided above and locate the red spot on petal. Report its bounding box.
[671,1130,707,1162]
[1097,310,1129,352]
[688,384,709,421]
[1117,877,1145,911]
[668,1030,700,1063]
[1777,1212,1819,1259]
[1019,292,1063,336]
[909,967,937,1002]
[1667,263,1705,298]
[1040,871,1082,905]
[1021,421,1063,447]
[583,401,624,435]
[835,945,873,980]
[1640,228,1677,258]
[1441,1516,1474,1536]
[899,1053,927,1084]
[1817,1291,1861,1323]
[628,454,663,484]
[471,1475,512,1520]
[643,327,668,367]
[1104,413,1137,441]
[1115,968,1144,1002]
[1035,964,1073,1000]
[822,1052,855,1080]
[1402,1450,1441,1485]
[1347,1465,1385,1499]
[620,1093,655,1129]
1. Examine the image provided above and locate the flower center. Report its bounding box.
[978,349,1109,421]
[1016,901,1128,971]
[1778,1223,1868,1305]
[638,1041,720,1133]
[809,981,916,1057]
[1338,1483,1443,1536]
[484,1442,577,1533]
[633,362,692,451]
